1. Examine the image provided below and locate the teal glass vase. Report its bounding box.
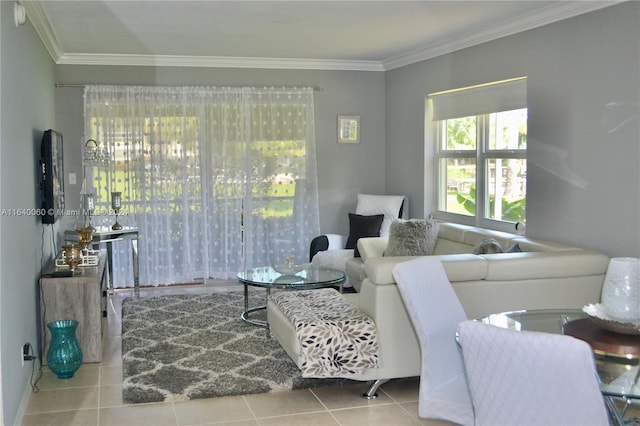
[47,320,83,379]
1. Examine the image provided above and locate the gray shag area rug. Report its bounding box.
[121,290,355,403]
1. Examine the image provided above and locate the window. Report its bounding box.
[429,78,527,230]
[84,85,320,286]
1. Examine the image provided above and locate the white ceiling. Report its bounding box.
[23,1,621,71]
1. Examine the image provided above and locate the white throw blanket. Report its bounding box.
[270,288,379,377]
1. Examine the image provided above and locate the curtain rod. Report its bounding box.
[55,83,323,91]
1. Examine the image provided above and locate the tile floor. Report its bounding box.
[21,281,640,426]
[22,281,452,426]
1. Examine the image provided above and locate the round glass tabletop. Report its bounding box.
[237,265,345,289]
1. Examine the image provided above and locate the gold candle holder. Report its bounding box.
[76,227,94,251]
[62,244,82,274]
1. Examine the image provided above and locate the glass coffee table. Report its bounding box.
[478,309,640,425]
[237,266,345,327]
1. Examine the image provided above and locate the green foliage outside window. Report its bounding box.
[91,137,304,219]
[456,186,526,223]
[446,116,476,149]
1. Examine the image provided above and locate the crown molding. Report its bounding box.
[21,0,63,62]
[56,53,385,72]
[27,0,624,72]
[382,1,624,70]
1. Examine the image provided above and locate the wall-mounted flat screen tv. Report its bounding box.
[40,129,65,224]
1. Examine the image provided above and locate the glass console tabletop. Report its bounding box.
[478,309,640,425]
[65,226,140,293]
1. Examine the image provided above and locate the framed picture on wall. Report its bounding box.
[337,115,360,144]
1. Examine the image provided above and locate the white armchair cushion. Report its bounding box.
[324,233,347,250]
[311,249,353,287]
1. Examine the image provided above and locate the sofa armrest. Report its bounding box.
[309,233,347,261]
[364,256,420,285]
[357,237,388,261]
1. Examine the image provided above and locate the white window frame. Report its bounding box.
[428,78,527,233]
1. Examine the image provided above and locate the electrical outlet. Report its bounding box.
[22,343,32,366]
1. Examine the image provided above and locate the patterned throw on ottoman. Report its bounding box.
[269,288,379,377]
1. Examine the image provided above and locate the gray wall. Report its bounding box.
[1,2,58,424]
[55,67,387,237]
[386,2,640,257]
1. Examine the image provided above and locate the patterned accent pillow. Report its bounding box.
[384,219,440,256]
[472,238,504,254]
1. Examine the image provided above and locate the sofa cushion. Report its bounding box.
[433,222,479,254]
[433,238,475,255]
[480,250,610,281]
[438,254,489,282]
[345,213,384,257]
[384,219,439,257]
[365,254,487,285]
[312,248,353,265]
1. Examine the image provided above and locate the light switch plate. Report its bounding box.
[69,173,76,185]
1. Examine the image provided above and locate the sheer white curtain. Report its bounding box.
[84,85,320,287]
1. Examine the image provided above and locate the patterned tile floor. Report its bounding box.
[21,281,639,425]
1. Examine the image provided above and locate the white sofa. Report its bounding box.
[267,221,609,397]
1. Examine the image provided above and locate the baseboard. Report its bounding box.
[14,359,41,426]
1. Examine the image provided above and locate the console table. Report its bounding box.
[65,226,139,293]
[39,253,109,363]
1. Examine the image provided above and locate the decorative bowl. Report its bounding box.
[582,303,640,335]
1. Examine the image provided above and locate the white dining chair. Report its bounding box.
[392,257,474,426]
[457,320,610,426]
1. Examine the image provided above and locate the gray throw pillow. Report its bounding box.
[472,238,504,254]
[384,219,439,257]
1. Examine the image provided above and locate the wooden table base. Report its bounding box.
[563,318,640,357]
